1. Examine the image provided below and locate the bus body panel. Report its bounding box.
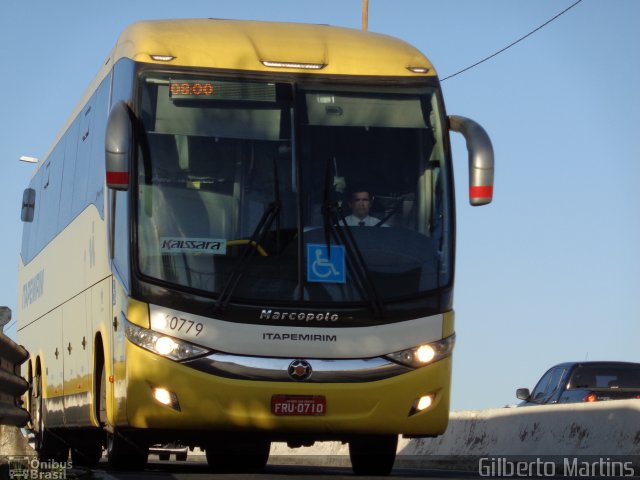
[18,205,111,428]
[115,19,435,77]
[145,303,445,359]
[18,206,111,324]
[124,338,451,436]
[110,277,131,426]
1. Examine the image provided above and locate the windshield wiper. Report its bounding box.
[213,157,281,313]
[320,158,384,318]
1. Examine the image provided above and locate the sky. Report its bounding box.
[0,0,638,412]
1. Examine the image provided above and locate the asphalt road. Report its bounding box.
[84,458,475,480]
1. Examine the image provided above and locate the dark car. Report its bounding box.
[516,361,640,405]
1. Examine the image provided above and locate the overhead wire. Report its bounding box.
[441,0,583,81]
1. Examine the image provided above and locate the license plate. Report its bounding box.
[271,395,326,416]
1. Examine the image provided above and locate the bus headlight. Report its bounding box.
[385,334,455,368]
[125,320,210,361]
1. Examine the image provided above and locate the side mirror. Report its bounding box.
[21,188,36,223]
[105,101,133,191]
[0,306,11,330]
[516,388,531,401]
[448,115,494,206]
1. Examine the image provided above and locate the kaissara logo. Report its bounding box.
[160,237,226,255]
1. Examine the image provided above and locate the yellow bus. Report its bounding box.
[18,19,494,475]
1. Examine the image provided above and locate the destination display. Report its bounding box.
[169,79,276,102]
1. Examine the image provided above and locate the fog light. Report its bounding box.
[417,395,433,410]
[153,387,181,411]
[409,394,434,416]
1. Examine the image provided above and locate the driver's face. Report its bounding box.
[350,192,371,219]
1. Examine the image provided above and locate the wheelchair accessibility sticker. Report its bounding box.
[307,244,346,284]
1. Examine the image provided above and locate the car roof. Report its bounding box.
[549,361,640,369]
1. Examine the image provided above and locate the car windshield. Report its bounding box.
[135,73,452,305]
[568,364,640,389]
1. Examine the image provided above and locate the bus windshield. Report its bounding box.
[136,73,452,305]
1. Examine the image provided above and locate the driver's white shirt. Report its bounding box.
[343,214,382,226]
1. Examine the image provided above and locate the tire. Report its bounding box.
[176,452,188,461]
[31,371,69,463]
[205,437,270,473]
[349,434,398,476]
[107,429,149,470]
[158,453,170,461]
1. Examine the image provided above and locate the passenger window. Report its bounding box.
[72,100,94,214]
[58,117,80,229]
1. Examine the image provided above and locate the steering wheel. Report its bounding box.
[227,239,268,256]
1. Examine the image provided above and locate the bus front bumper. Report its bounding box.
[122,340,452,437]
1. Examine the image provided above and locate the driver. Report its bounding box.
[343,190,385,227]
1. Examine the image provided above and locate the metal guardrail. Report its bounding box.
[0,313,30,427]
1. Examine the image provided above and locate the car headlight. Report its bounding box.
[125,320,210,361]
[385,334,455,368]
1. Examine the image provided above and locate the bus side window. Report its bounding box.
[86,75,110,218]
[21,188,36,223]
[36,144,65,254]
[72,99,94,214]
[58,116,80,229]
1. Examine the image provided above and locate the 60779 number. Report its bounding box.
[165,315,204,336]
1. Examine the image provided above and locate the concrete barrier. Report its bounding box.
[402,400,640,457]
[0,425,36,476]
[0,426,33,457]
[269,400,640,470]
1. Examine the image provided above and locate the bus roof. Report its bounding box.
[110,19,435,77]
[38,19,436,170]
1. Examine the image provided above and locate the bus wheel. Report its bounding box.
[107,430,148,470]
[348,434,397,476]
[31,372,69,462]
[205,438,270,472]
